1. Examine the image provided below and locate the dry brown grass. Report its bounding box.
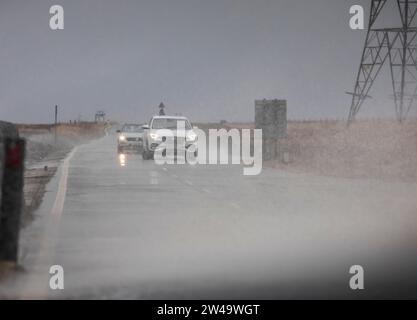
[269,120,417,182]
[17,122,107,139]
[55,122,107,140]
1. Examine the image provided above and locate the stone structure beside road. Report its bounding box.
[255,99,287,160]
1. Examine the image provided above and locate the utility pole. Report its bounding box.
[54,105,58,144]
[347,0,417,124]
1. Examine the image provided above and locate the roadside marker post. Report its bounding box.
[0,123,25,265]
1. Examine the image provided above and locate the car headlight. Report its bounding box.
[119,135,126,141]
[150,133,160,140]
[186,132,197,142]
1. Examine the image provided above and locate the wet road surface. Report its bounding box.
[2,133,417,299]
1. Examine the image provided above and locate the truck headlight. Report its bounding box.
[186,132,197,142]
[119,135,126,141]
[150,133,160,140]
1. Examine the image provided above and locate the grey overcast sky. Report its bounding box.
[0,0,411,123]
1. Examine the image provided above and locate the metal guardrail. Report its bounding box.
[0,121,25,263]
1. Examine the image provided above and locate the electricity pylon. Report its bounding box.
[348,0,417,123]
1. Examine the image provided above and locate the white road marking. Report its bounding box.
[202,188,212,194]
[185,180,193,186]
[150,171,159,185]
[51,147,77,217]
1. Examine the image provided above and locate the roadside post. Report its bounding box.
[0,121,25,265]
[54,105,58,144]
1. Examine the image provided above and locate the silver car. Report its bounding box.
[117,124,145,153]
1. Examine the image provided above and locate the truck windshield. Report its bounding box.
[152,119,191,130]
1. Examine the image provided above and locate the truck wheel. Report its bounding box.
[142,150,150,160]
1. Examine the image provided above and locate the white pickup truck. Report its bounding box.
[141,116,198,160]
